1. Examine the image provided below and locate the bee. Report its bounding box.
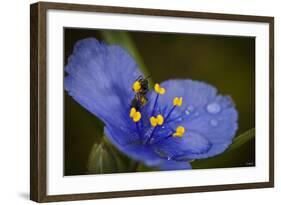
[133,75,150,95]
[131,75,151,111]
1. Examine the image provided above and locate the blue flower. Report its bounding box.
[65,38,238,170]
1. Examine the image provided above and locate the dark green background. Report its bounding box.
[64,28,255,176]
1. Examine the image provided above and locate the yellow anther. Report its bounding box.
[130,107,141,122]
[132,81,141,93]
[130,107,136,118]
[173,97,183,107]
[154,83,166,95]
[150,117,158,127]
[150,114,164,127]
[132,112,141,122]
[173,126,185,137]
[156,114,164,125]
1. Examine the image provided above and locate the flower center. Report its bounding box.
[129,82,188,146]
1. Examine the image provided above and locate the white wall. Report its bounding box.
[0,0,279,204]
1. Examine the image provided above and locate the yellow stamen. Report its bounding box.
[150,116,158,127]
[130,107,136,118]
[156,114,164,125]
[132,81,141,93]
[173,97,183,107]
[132,112,141,122]
[130,107,141,122]
[173,126,185,137]
[150,114,164,127]
[154,83,166,95]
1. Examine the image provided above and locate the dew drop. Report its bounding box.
[206,102,221,114]
[185,105,195,115]
[167,156,172,161]
[188,105,194,112]
[210,119,218,127]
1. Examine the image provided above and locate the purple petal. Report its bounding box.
[158,160,192,171]
[65,38,141,128]
[150,79,238,159]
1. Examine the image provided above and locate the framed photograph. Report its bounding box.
[30,1,274,202]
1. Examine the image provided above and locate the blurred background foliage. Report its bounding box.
[64,28,255,176]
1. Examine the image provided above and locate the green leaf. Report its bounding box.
[87,135,151,174]
[87,143,114,174]
[87,138,128,174]
[191,128,255,169]
[227,128,255,152]
[136,163,158,172]
[100,31,152,85]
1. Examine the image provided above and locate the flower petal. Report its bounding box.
[104,125,163,166]
[149,79,238,159]
[64,38,141,127]
[158,160,192,171]
[155,79,218,110]
[151,130,212,160]
[185,106,238,158]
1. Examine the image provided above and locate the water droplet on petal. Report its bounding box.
[185,110,190,115]
[188,105,194,112]
[206,102,221,114]
[167,156,172,160]
[210,119,218,127]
